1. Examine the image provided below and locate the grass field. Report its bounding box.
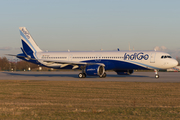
[0,80,180,120]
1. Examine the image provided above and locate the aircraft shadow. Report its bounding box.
[106,74,149,78]
[3,72,78,78]
[3,72,149,78]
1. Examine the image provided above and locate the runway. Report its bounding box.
[0,71,180,82]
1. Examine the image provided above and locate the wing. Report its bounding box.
[6,54,105,69]
[41,59,105,69]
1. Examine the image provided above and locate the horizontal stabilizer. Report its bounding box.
[5,54,37,60]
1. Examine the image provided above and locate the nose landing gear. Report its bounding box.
[154,69,159,78]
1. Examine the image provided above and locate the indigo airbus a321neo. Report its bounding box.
[7,27,178,78]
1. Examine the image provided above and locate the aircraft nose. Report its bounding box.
[172,59,178,67]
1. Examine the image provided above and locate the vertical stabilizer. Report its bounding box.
[19,27,42,54]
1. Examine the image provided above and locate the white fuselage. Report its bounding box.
[35,51,178,70]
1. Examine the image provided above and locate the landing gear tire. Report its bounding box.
[154,69,159,79]
[155,74,159,79]
[82,73,86,78]
[78,73,86,78]
[100,73,106,78]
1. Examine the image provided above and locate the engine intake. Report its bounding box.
[85,65,105,76]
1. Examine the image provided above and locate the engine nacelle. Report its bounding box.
[85,65,105,76]
[115,70,134,75]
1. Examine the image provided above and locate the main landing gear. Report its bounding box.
[78,73,86,78]
[154,69,159,79]
[101,72,106,78]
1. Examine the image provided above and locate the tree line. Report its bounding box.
[0,57,49,71]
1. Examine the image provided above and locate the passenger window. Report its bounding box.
[161,56,164,58]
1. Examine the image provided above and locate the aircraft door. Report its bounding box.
[68,54,73,61]
[150,52,156,63]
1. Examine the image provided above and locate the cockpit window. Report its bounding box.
[161,55,172,59]
[167,56,172,58]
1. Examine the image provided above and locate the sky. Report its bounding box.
[0,0,180,58]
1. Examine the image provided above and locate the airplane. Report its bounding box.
[7,27,178,78]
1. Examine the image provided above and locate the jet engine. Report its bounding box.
[85,65,105,77]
